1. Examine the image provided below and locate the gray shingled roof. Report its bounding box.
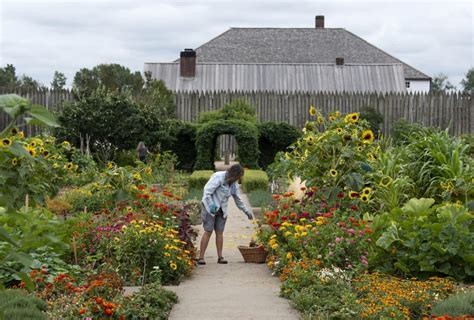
[177,28,430,80]
[144,62,406,93]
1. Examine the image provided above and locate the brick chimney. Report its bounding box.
[336,57,344,66]
[180,49,196,77]
[315,15,324,28]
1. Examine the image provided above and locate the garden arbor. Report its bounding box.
[195,119,259,170]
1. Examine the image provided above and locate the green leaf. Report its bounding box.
[8,140,31,158]
[402,198,435,216]
[376,223,400,250]
[394,261,410,274]
[11,251,34,267]
[344,172,364,191]
[17,271,34,291]
[0,226,19,247]
[26,104,60,127]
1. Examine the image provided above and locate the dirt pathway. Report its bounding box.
[167,195,299,320]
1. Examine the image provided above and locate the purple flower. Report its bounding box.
[347,228,355,236]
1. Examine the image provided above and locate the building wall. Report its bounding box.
[406,80,431,93]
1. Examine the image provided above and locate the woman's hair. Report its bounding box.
[136,141,146,151]
[225,164,244,184]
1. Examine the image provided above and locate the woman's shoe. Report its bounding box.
[196,258,206,265]
[217,257,228,264]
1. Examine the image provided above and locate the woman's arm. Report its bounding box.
[231,183,253,219]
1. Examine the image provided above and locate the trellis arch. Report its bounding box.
[194,119,259,170]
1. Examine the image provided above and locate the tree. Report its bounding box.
[0,64,18,87]
[51,71,67,90]
[72,64,144,97]
[431,73,456,93]
[460,67,474,94]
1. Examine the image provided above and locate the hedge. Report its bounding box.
[257,122,302,170]
[163,121,197,171]
[188,170,214,190]
[195,119,259,170]
[242,169,269,193]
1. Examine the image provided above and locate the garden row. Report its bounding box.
[255,107,473,319]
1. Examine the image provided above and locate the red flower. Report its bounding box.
[105,308,113,316]
[351,205,359,211]
[311,186,318,191]
[300,187,307,191]
[79,308,86,315]
[272,222,281,229]
[336,193,345,198]
[323,213,333,218]
[96,297,103,304]
[281,216,288,221]
[137,185,146,190]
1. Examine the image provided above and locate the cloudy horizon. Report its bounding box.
[0,0,472,89]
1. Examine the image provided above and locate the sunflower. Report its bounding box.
[11,158,18,166]
[335,111,341,117]
[361,129,375,144]
[380,176,393,187]
[329,169,338,177]
[29,141,37,148]
[170,262,178,270]
[362,187,372,195]
[107,162,114,169]
[309,105,317,116]
[39,147,45,154]
[336,127,343,134]
[42,150,49,158]
[126,206,133,212]
[11,128,18,135]
[306,135,315,145]
[367,153,377,161]
[348,191,359,199]
[1,138,12,147]
[133,173,142,180]
[64,162,74,170]
[350,112,359,123]
[357,146,363,152]
[329,115,336,121]
[18,131,24,139]
[360,194,369,203]
[26,146,36,157]
[317,115,324,124]
[144,167,152,174]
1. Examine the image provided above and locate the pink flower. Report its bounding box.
[347,228,355,236]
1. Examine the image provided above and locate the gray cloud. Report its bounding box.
[0,0,472,88]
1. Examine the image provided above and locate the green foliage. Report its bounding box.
[118,282,178,320]
[72,63,144,97]
[359,106,384,135]
[460,67,474,94]
[195,119,259,170]
[371,198,474,281]
[431,289,474,317]
[0,64,18,87]
[257,122,301,169]
[184,189,203,201]
[391,119,425,146]
[188,170,213,190]
[0,289,47,320]
[50,71,67,90]
[138,74,176,119]
[162,121,197,171]
[247,190,272,208]
[199,100,256,124]
[461,134,474,157]
[114,149,137,167]
[432,73,456,93]
[241,169,269,192]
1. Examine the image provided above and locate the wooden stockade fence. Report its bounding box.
[1,88,472,138]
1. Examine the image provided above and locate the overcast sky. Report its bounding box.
[0,0,472,89]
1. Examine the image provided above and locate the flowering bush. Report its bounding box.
[353,273,455,319]
[271,108,379,201]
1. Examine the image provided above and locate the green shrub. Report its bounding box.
[460,134,474,157]
[163,121,197,171]
[241,169,269,193]
[195,119,259,170]
[119,282,178,320]
[431,290,474,317]
[391,119,425,145]
[257,122,301,170]
[199,100,256,124]
[184,188,203,201]
[360,106,384,136]
[0,289,47,320]
[115,149,138,167]
[188,171,214,190]
[247,190,272,208]
[371,198,474,281]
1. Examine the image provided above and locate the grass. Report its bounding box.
[431,289,474,317]
[247,190,272,208]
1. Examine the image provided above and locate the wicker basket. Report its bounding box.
[238,245,268,263]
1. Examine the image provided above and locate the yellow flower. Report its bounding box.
[362,187,372,195]
[367,153,377,161]
[1,138,12,147]
[336,128,343,134]
[335,111,341,117]
[361,129,375,144]
[164,252,171,257]
[42,150,49,158]
[329,115,336,121]
[18,131,24,139]
[26,146,36,158]
[286,252,293,260]
[380,176,392,187]
[344,112,359,124]
[144,167,152,174]
[348,191,359,199]
[11,158,18,166]
[64,162,74,170]
[29,141,37,148]
[455,200,462,208]
[107,162,114,169]
[301,232,308,237]
[317,115,324,124]
[309,105,316,116]
[62,141,70,146]
[126,206,133,212]
[360,194,369,203]
[170,262,177,270]
[52,163,59,169]
[284,231,292,237]
[133,173,141,180]
[271,243,279,250]
[329,169,338,177]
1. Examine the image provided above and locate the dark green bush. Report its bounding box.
[188,170,214,190]
[163,121,197,171]
[198,100,256,124]
[241,169,269,192]
[195,119,259,170]
[0,289,47,320]
[115,149,138,167]
[257,122,301,169]
[391,119,425,145]
[360,106,384,136]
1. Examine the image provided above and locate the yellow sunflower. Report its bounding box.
[309,105,317,116]
[107,162,114,169]
[361,129,375,144]
[170,262,177,270]
[18,131,24,139]
[1,138,12,147]
[64,162,74,170]
[362,187,372,195]
[350,112,359,123]
[42,150,49,158]
[317,115,324,124]
[335,111,341,117]
[11,158,18,166]
[336,128,343,134]
[329,115,336,121]
[11,128,18,135]
[380,176,393,187]
[348,191,359,199]
[329,169,338,177]
[360,194,369,203]
[26,146,37,158]
[29,141,37,148]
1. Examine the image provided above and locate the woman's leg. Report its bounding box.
[199,231,212,259]
[215,232,224,258]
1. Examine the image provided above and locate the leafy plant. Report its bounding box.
[241,169,269,192]
[0,289,47,320]
[431,289,474,317]
[371,198,474,280]
[359,106,384,136]
[188,170,214,190]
